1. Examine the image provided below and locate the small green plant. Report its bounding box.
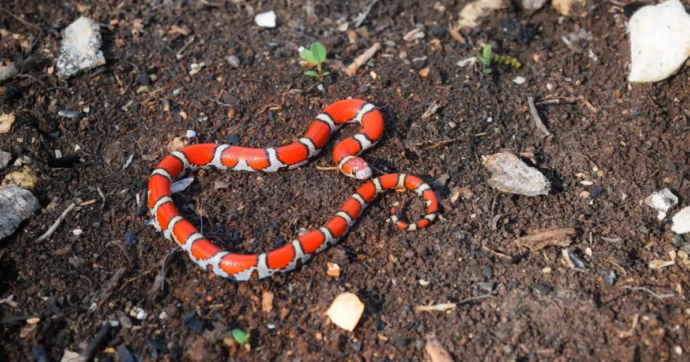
[300,42,330,81]
[477,44,523,75]
[477,44,493,74]
[232,328,251,351]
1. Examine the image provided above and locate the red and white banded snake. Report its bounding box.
[147,99,438,281]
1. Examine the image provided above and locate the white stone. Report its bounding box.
[255,11,277,28]
[186,130,196,138]
[512,76,526,85]
[645,188,678,221]
[56,17,105,79]
[628,0,690,83]
[672,206,690,234]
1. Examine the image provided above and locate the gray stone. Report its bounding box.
[483,152,550,196]
[0,185,40,240]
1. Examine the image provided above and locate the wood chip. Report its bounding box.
[515,227,575,251]
[325,293,364,332]
[327,262,341,277]
[262,291,274,313]
[649,260,675,270]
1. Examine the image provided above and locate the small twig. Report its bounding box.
[621,285,674,300]
[534,97,578,106]
[315,165,338,171]
[579,96,598,113]
[0,8,40,29]
[481,246,512,260]
[344,43,381,76]
[415,303,456,313]
[354,0,379,28]
[458,294,497,305]
[97,187,106,209]
[527,97,552,137]
[34,203,76,242]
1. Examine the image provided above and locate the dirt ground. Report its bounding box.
[1,0,690,361]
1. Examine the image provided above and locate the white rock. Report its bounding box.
[457,56,477,67]
[521,0,548,10]
[255,11,277,28]
[186,130,196,138]
[135,308,147,320]
[628,0,690,83]
[60,350,80,362]
[672,206,690,234]
[512,76,526,85]
[56,17,105,79]
[645,188,678,221]
[483,152,550,196]
[0,185,40,241]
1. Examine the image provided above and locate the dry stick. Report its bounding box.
[415,303,457,313]
[458,293,497,304]
[344,43,381,76]
[0,8,40,29]
[34,203,76,242]
[621,285,674,300]
[315,165,338,171]
[527,97,552,137]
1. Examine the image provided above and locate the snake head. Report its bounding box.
[341,157,372,180]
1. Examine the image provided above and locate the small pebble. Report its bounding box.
[227,55,241,68]
[30,344,49,362]
[137,73,150,85]
[58,110,86,119]
[226,134,240,144]
[590,186,604,198]
[186,130,196,138]
[353,339,363,352]
[534,284,552,294]
[136,308,147,320]
[117,346,135,362]
[481,266,493,279]
[124,231,137,246]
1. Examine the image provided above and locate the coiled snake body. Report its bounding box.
[147,99,438,281]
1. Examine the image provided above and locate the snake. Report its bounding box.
[147,99,438,281]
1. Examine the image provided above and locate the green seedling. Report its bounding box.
[477,44,523,75]
[232,328,251,351]
[477,44,493,74]
[300,42,330,81]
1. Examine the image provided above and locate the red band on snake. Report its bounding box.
[147,99,438,281]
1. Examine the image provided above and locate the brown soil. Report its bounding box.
[1,0,690,361]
